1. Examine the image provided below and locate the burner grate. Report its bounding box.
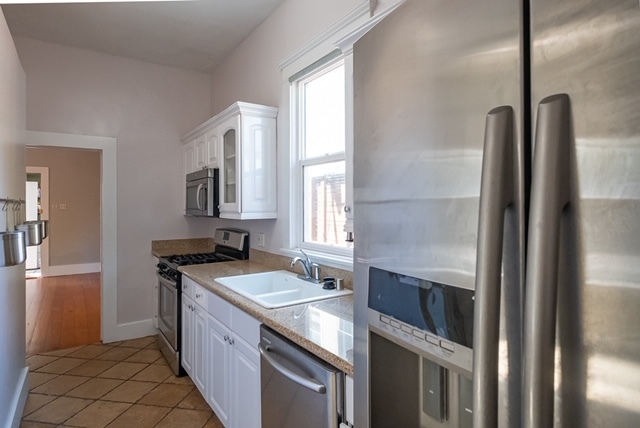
[166,252,222,266]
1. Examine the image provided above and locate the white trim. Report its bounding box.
[25,166,49,276]
[335,0,406,53]
[6,367,28,428]
[102,318,156,344]
[26,130,118,344]
[280,247,353,271]
[300,152,346,167]
[181,101,278,143]
[46,263,102,277]
[278,0,369,80]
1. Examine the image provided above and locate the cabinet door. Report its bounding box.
[206,128,219,168]
[181,295,194,376]
[218,115,241,216]
[207,313,231,426]
[240,114,277,216]
[232,336,261,428]
[193,305,207,393]
[183,140,196,175]
[195,135,207,170]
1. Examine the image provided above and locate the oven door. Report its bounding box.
[157,272,178,351]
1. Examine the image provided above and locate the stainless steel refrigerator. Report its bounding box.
[353,0,640,427]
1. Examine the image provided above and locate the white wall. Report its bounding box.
[14,37,212,326]
[0,7,28,427]
[208,0,363,256]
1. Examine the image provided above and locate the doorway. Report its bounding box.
[25,148,101,355]
[25,166,49,278]
[26,130,119,348]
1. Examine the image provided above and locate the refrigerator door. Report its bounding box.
[353,0,524,426]
[529,1,640,427]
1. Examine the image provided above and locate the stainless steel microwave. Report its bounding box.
[185,168,219,217]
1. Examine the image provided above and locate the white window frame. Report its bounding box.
[291,57,352,262]
[278,1,369,270]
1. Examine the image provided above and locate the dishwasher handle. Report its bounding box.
[259,343,327,394]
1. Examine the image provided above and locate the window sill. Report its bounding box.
[280,248,353,272]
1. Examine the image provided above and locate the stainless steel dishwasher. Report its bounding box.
[259,325,344,428]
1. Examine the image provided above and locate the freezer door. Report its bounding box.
[529,1,640,427]
[353,0,524,427]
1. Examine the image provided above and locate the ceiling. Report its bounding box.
[2,0,285,72]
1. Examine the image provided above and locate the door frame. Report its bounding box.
[25,166,49,276]
[26,130,118,343]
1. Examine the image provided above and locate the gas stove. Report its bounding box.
[156,228,249,376]
[157,228,250,275]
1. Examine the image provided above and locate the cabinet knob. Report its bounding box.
[224,335,229,342]
[229,337,234,345]
[344,206,351,213]
[196,293,201,298]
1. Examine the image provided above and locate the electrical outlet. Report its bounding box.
[257,233,266,247]
[60,203,67,210]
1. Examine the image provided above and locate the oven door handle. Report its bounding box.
[156,271,177,289]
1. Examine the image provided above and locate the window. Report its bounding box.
[292,57,353,258]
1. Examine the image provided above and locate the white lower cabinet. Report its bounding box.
[345,375,354,426]
[193,304,207,392]
[182,276,261,428]
[207,313,232,426]
[231,335,261,428]
[181,294,195,375]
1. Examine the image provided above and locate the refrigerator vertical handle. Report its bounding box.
[524,94,571,428]
[472,106,515,428]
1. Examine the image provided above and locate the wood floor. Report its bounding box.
[26,273,101,356]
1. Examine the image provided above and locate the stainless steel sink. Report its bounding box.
[215,270,352,309]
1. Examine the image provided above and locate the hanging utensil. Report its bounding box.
[0,199,26,267]
[15,200,43,247]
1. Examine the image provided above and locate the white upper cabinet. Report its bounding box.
[183,140,196,176]
[219,103,278,220]
[182,102,278,220]
[182,120,221,175]
[206,128,219,168]
[195,135,207,171]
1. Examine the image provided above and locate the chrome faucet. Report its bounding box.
[290,249,321,283]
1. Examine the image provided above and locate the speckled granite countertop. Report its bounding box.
[179,260,354,375]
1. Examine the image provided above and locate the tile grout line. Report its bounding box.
[23,335,218,428]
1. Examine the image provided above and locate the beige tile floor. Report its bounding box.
[22,336,224,428]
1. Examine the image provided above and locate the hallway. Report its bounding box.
[26,273,101,356]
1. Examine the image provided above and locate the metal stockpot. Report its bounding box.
[21,220,49,241]
[0,230,26,267]
[16,221,44,246]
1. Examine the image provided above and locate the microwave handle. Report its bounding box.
[195,184,204,210]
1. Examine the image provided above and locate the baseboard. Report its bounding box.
[45,263,101,277]
[6,367,28,428]
[102,318,157,344]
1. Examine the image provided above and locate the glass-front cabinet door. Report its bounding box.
[219,115,241,215]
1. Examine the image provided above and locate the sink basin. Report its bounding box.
[215,270,352,309]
